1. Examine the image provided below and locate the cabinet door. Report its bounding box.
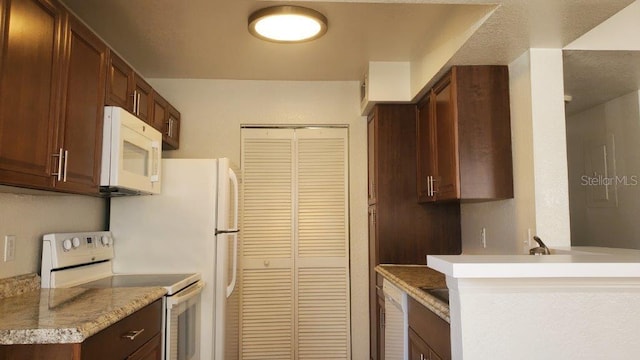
[409,328,432,360]
[369,205,379,360]
[432,74,459,200]
[151,92,168,132]
[54,14,107,194]
[367,113,377,204]
[133,74,153,124]
[127,333,161,360]
[106,52,133,110]
[377,288,385,360]
[163,104,180,150]
[0,0,64,189]
[416,93,436,203]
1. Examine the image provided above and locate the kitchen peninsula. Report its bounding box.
[428,248,640,360]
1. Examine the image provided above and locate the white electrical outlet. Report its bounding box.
[4,235,15,262]
[481,227,487,248]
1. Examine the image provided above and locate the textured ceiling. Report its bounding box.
[60,0,634,81]
[563,50,640,115]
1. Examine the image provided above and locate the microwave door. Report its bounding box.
[115,126,156,193]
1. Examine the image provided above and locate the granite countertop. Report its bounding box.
[0,285,166,345]
[375,264,449,323]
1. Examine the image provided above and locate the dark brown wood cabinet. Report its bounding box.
[0,0,183,194]
[127,334,161,360]
[408,296,450,360]
[0,300,162,360]
[417,66,513,203]
[105,52,152,124]
[164,104,180,150]
[106,52,132,110]
[0,0,65,190]
[368,104,461,360]
[54,14,108,194]
[152,92,181,150]
[0,0,108,195]
[133,73,153,124]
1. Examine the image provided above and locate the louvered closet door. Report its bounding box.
[241,128,295,360]
[295,128,350,360]
[241,127,351,360]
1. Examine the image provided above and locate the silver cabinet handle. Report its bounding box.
[63,150,68,182]
[167,117,173,137]
[121,328,144,341]
[132,90,138,115]
[137,92,141,115]
[52,148,63,181]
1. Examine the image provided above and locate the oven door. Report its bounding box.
[165,280,204,360]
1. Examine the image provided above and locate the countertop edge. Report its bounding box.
[0,287,167,345]
[427,253,640,279]
[74,287,167,342]
[375,265,450,323]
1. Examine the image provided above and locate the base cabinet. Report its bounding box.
[0,300,162,360]
[409,328,442,360]
[408,297,450,360]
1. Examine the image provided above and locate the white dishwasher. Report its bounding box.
[383,279,408,360]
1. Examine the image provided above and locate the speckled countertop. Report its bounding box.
[0,280,166,345]
[375,264,450,323]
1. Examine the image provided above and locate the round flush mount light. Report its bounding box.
[248,6,328,43]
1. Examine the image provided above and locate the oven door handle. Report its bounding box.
[167,280,205,308]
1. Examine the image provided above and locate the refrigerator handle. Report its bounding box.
[226,167,239,298]
[226,233,238,298]
[229,168,239,231]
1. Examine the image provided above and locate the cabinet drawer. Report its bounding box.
[408,296,450,359]
[82,299,162,360]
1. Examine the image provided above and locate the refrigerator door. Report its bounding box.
[109,159,219,360]
[214,158,240,360]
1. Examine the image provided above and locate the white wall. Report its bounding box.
[461,49,570,254]
[0,191,105,278]
[567,90,640,248]
[148,79,369,360]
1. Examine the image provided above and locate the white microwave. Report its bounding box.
[100,106,162,195]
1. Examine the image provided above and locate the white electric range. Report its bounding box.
[40,231,203,360]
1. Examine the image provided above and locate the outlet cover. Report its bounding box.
[4,235,15,262]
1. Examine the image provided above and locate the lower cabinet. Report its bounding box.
[409,328,442,360]
[82,299,162,359]
[408,297,450,360]
[0,300,162,360]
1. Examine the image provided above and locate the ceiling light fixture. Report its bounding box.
[248,5,328,43]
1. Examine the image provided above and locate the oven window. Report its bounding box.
[177,304,197,360]
[123,140,149,176]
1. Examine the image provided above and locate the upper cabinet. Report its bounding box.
[152,92,181,150]
[0,0,181,195]
[107,52,180,150]
[0,0,66,190]
[54,14,108,194]
[105,53,152,124]
[417,66,514,203]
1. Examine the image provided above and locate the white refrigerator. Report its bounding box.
[109,158,240,360]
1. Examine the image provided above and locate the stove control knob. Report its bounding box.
[62,239,73,251]
[72,237,81,248]
[101,235,111,247]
